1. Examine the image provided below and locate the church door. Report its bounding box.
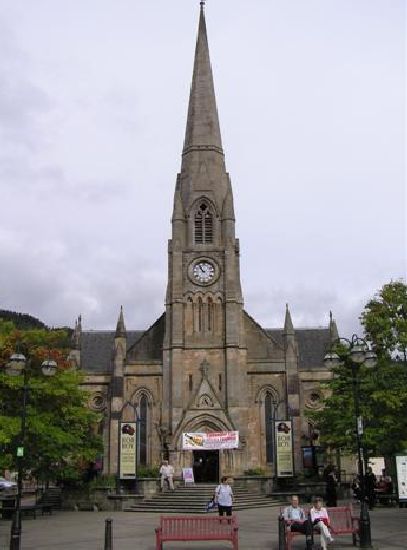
[193,450,219,483]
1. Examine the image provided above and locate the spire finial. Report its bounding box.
[200,358,210,378]
[329,311,339,344]
[284,303,295,335]
[183,0,223,155]
[115,305,126,338]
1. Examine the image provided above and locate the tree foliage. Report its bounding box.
[309,280,407,458]
[0,310,47,330]
[0,325,103,483]
[360,280,407,361]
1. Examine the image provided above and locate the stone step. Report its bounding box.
[124,484,283,513]
[138,498,275,506]
[124,500,281,513]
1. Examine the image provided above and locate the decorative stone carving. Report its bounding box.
[89,392,106,411]
[198,394,214,408]
[305,391,322,410]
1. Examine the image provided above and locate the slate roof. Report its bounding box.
[266,328,330,370]
[81,330,143,374]
[80,324,330,373]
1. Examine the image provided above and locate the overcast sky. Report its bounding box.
[1,0,405,337]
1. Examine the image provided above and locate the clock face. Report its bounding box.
[193,261,215,284]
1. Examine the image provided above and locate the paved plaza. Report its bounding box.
[0,505,406,550]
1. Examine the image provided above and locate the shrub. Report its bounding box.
[243,467,266,476]
[137,466,160,478]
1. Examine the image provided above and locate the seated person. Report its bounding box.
[310,496,334,550]
[159,460,174,491]
[283,495,312,536]
[352,475,362,501]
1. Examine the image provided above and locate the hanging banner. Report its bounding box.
[119,422,137,479]
[182,431,239,450]
[396,455,407,502]
[275,421,294,477]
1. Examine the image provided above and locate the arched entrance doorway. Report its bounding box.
[178,415,234,483]
[193,450,219,482]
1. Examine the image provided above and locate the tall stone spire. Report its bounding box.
[115,306,126,338]
[183,1,223,155]
[283,304,295,336]
[329,311,339,344]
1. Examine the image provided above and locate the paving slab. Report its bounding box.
[0,505,406,549]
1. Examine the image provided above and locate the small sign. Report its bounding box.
[396,455,407,502]
[182,467,195,484]
[357,416,364,435]
[17,447,24,457]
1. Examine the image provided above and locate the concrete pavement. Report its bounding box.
[0,505,406,549]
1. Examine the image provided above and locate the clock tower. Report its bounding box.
[163,2,248,470]
[76,2,333,482]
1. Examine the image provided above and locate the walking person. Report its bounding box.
[310,496,334,550]
[214,476,234,517]
[324,466,338,507]
[159,460,174,491]
[365,467,377,510]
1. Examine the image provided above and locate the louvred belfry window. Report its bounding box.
[194,203,213,244]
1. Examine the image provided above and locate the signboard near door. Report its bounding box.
[119,422,137,479]
[275,420,294,477]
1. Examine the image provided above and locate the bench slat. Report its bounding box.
[158,515,238,544]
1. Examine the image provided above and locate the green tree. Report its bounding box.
[361,280,407,361]
[0,328,103,483]
[309,280,407,458]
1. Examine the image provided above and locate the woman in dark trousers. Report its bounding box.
[214,476,234,516]
[325,466,338,507]
[365,467,377,509]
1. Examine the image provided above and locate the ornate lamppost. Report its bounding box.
[6,350,57,550]
[324,335,377,548]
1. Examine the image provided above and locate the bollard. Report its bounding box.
[278,514,287,550]
[104,518,113,550]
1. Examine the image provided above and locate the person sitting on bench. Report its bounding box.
[310,496,334,550]
[283,495,312,538]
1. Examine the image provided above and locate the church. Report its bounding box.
[70,3,337,483]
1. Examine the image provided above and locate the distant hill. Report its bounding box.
[0,310,48,330]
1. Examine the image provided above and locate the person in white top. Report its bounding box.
[159,460,174,491]
[214,476,234,516]
[283,495,312,538]
[310,496,334,550]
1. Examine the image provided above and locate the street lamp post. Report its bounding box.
[6,350,57,550]
[324,334,377,549]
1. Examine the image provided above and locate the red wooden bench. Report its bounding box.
[155,515,239,550]
[279,505,359,549]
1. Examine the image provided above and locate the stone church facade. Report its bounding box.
[70,4,337,481]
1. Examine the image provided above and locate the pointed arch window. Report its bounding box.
[265,393,274,463]
[207,297,213,331]
[262,389,282,464]
[198,297,203,332]
[194,203,213,244]
[139,395,148,466]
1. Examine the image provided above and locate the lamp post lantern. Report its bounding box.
[6,350,57,550]
[324,334,377,549]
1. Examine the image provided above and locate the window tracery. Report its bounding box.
[194,203,213,244]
